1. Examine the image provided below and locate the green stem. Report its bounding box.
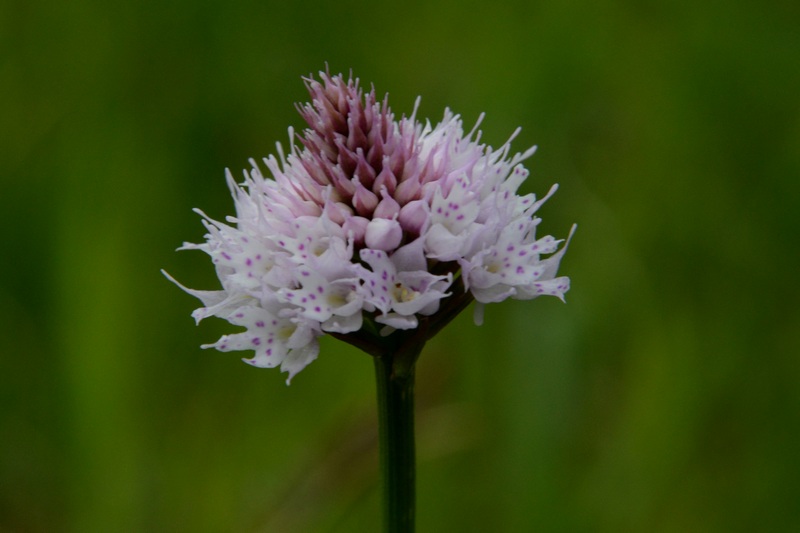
[374,351,418,533]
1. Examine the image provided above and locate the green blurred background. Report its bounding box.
[2,0,799,531]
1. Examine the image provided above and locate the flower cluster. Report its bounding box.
[166,71,574,383]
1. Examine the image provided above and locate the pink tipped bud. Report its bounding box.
[343,216,370,246]
[352,183,379,216]
[373,165,398,196]
[394,174,422,204]
[374,188,401,219]
[323,200,354,225]
[398,199,430,236]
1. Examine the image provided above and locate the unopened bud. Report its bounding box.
[365,218,403,251]
[398,200,430,236]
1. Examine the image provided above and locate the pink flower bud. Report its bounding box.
[343,216,370,246]
[398,200,430,236]
[374,188,401,219]
[352,182,379,216]
[394,175,421,204]
[365,218,403,251]
[373,166,398,196]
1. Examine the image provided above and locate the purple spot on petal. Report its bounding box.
[255,321,265,328]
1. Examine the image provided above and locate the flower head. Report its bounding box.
[165,70,574,383]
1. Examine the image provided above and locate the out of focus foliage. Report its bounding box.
[2,0,798,531]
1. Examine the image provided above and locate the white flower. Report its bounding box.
[357,242,452,333]
[165,70,574,382]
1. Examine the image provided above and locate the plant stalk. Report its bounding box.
[374,351,418,533]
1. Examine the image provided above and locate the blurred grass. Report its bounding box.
[2,0,799,531]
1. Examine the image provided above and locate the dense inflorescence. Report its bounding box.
[166,71,574,383]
